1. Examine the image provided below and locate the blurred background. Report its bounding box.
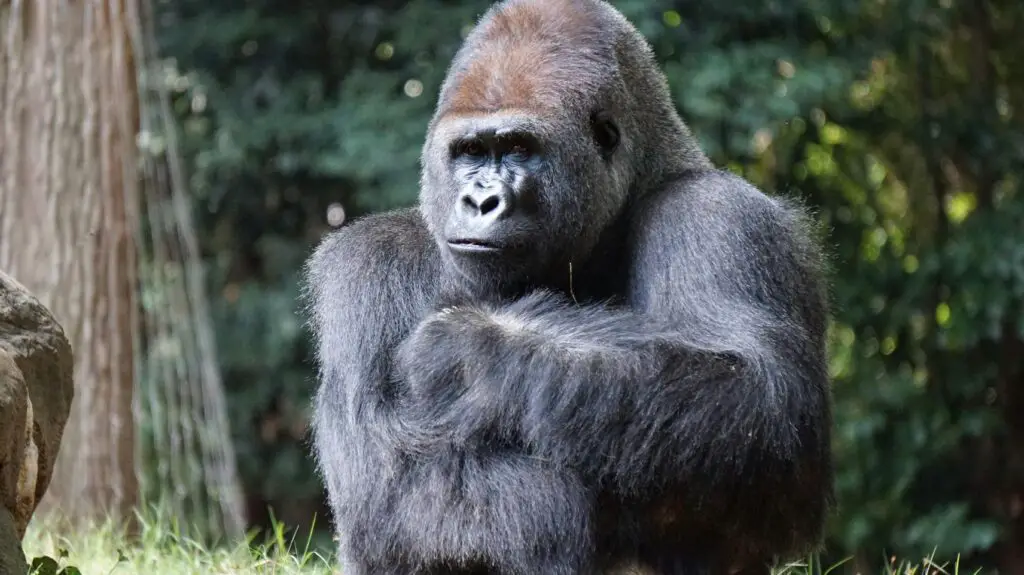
[1,0,1023,573]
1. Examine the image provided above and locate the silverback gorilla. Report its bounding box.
[303,0,834,573]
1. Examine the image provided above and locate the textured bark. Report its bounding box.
[0,0,140,525]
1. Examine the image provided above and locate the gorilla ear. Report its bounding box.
[591,110,620,159]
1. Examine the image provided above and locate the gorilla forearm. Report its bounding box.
[400,292,828,502]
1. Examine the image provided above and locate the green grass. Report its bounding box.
[22,512,335,575]
[21,512,976,575]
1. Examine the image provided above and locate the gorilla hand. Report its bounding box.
[395,303,521,450]
[396,290,658,459]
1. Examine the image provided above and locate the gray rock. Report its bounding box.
[0,507,25,575]
[0,271,73,574]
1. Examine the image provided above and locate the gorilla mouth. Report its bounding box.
[447,239,504,254]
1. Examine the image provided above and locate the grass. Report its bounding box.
[22,512,335,575]
[20,512,977,575]
[776,555,980,575]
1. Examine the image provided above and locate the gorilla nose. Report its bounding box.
[459,186,514,222]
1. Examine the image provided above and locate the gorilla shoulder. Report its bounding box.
[304,208,440,319]
[629,167,828,335]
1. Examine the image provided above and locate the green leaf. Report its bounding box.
[28,556,60,575]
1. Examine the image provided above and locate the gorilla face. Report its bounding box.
[420,108,626,294]
[442,115,547,258]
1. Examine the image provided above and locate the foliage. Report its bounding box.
[154,0,1023,570]
[28,553,83,575]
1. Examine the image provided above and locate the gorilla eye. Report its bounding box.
[508,143,530,158]
[460,140,487,157]
[591,111,620,157]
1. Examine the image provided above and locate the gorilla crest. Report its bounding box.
[304,0,834,573]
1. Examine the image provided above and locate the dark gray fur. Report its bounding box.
[302,0,833,573]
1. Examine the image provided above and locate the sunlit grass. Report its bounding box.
[23,511,335,575]
[21,512,977,575]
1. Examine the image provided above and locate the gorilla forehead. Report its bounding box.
[438,0,626,118]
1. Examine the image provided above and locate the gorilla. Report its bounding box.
[303,0,834,573]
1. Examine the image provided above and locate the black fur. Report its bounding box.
[303,1,833,574]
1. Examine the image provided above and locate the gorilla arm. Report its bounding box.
[305,210,593,573]
[398,169,833,557]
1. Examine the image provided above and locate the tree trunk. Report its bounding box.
[0,0,140,526]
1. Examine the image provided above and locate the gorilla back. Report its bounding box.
[303,0,834,573]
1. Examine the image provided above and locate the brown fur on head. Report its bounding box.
[418,0,710,294]
[439,0,616,118]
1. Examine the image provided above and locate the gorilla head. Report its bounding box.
[418,0,709,297]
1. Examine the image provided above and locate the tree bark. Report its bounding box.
[0,0,140,526]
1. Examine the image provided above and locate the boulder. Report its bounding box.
[0,507,22,575]
[0,271,74,573]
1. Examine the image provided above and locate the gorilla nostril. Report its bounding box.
[479,195,501,215]
[459,188,512,219]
